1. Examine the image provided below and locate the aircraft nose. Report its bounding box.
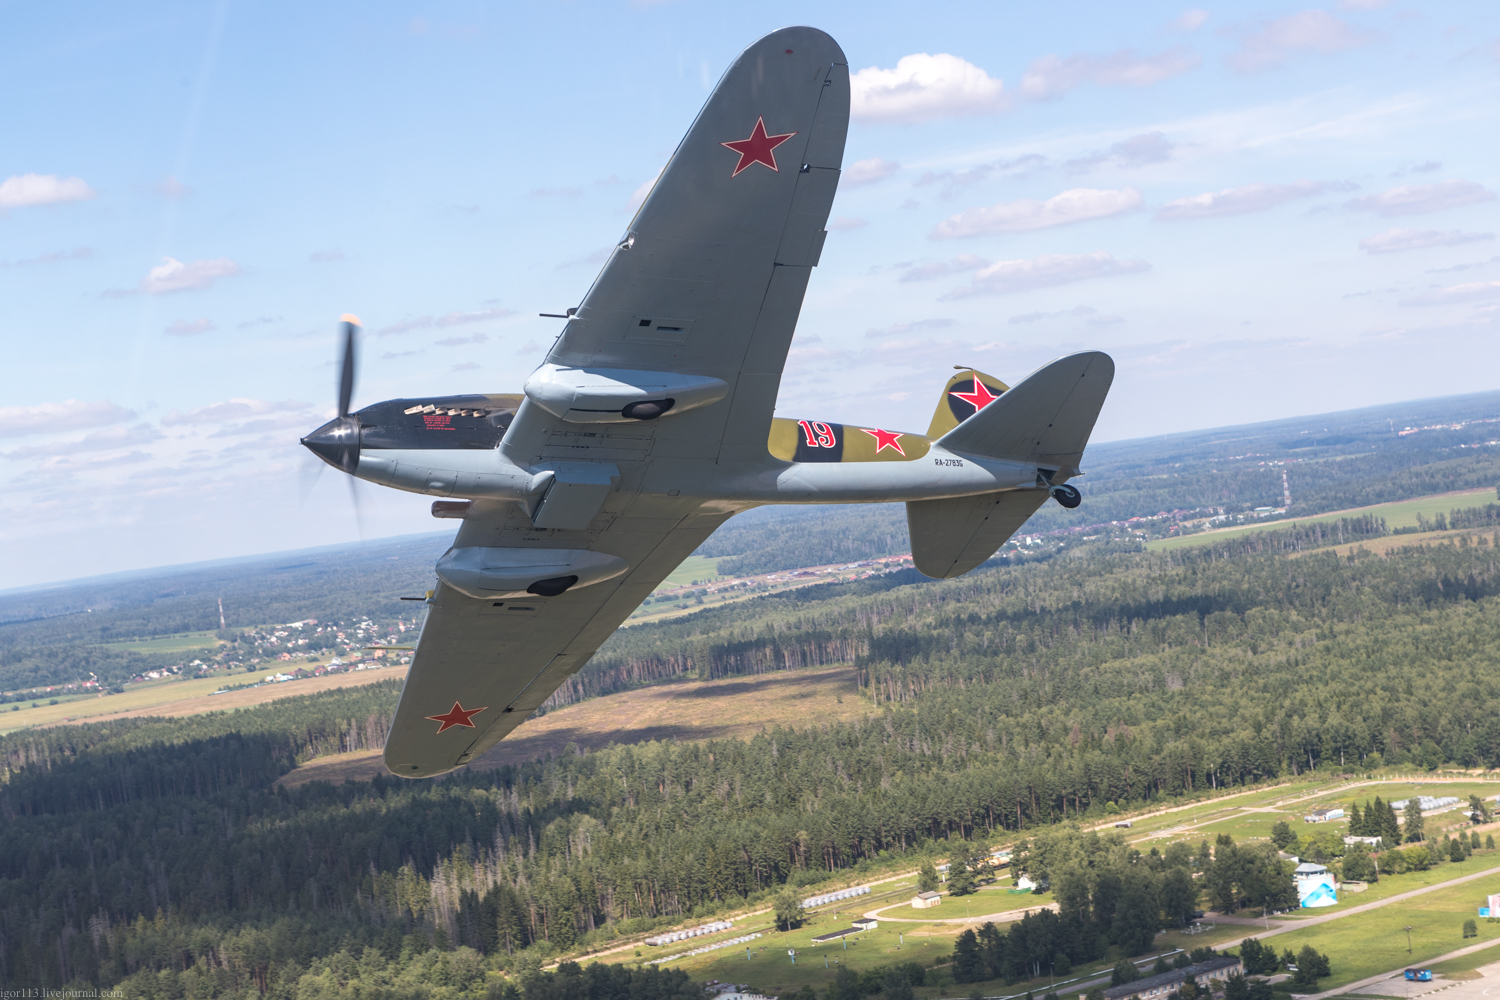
[300,415,361,473]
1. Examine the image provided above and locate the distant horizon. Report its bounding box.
[7,382,1494,596]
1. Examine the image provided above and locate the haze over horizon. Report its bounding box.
[4,1,1498,589]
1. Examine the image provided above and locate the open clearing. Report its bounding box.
[99,630,224,654]
[6,663,405,735]
[277,663,864,787]
[1151,488,1495,552]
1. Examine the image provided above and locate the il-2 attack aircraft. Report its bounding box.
[302,27,1114,778]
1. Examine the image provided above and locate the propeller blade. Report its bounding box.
[298,453,327,505]
[347,473,367,539]
[337,314,360,418]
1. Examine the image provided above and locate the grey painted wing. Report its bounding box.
[528,26,850,465]
[383,499,732,777]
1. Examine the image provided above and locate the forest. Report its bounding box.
[6,509,1500,994]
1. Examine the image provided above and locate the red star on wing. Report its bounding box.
[860,427,906,455]
[721,117,797,177]
[425,701,488,734]
[950,378,1002,412]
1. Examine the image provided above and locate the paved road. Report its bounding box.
[1305,942,1500,1000]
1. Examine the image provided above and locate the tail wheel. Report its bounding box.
[1051,483,1082,509]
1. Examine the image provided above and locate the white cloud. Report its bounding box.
[829,217,867,231]
[1021,49,1200,101]
[1347,180,1497,217]
[916,155,1048,196]
[945,252,1150,298]
[0,399,134,438]
[1009,306,1099,325]
[932,188,1143,238]
[865,318,955,338]
[1399,281,1500,307]
[155,176,191,200]
[376,307,514,335]
[1156,180,1352,221]
[164,318,216,336]
[1228,10,1377,73]
[899,255,989,283]
[1176,9,1210,30]
[161,398,310,427]
[1066,132,1174,173]
[1359,228,1495,254]
[5,424,163,460]
[842,157,900,187]
[1,247,93,269]
[850,53,1007,124]
[435,332,489,346]
[35,451,151,475]
[452,361,481,372]
[310,249,344,263]
[137,256,241,294]
[0,173,96,209]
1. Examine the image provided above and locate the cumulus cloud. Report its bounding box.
[1347,180,1497,217]
[154,176,191,199]
[916,155,1048,196]
[829,217,867,231]
[435,332,489,347]
[1359,228,1495,254]
[933,188,1143,239]
[842,157,900,187]
[129,256,241,294]
[945,252,1150,298]
[1156,180,1353,221]
[5,423,163,460]
[1,247,93,269]
[1399,281,1500,307]
[850,53,1007,124]
[899,255,989,282]
[161,398,310,427]
[375,307,514,335]
[1176,9,1210,29]
[164,318,215,335]
[1009,306,1099,324]
[35,451,151,475]
[1228,10,1377,73]
[1021,48,1200,100]
[0,399,134,438]
[865,318,956,338]
[1066,132,1175,173]
[451,361,481,372]
[0,173,96,209]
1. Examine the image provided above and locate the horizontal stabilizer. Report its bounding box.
[938,352,1114,475]
[907,490,1049,579]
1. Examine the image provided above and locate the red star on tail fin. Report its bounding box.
[949,378,1002,411]
[425,701,488,734]
[721,117,797,177]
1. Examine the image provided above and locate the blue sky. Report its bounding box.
[3,1,1498,588]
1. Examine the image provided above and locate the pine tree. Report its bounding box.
[1349,801,1364,836]
[1404,799,1425,843]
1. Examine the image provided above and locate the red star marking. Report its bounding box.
[861,427,907,455]
[425,701,488,734]
[721,117,797,177]
[950,378,1003,412]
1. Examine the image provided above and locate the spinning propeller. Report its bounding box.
[300,315,366,530]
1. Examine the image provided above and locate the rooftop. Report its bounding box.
[1099,957,1243,1000]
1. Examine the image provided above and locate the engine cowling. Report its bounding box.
[434,547,629,599]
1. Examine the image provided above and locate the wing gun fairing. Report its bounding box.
[299,27,1115,777]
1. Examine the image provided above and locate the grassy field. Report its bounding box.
[279,663,866,786]
[659,555,727,587]
[2,658,402,735]
[1150,488,1496,552]
[99,630,224,654]
[1256,870,1500,991]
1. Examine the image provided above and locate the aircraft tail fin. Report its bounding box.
[926,369,1010,439]
[937,352,1114,477]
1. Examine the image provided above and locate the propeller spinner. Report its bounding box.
[300,315,363,476]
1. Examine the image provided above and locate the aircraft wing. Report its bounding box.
[384,27,849,777]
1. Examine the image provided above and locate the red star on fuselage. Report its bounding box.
[860,427,906,455]
[425,701,488,734]
[950,378,1002,412]
[721,117,797,177]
